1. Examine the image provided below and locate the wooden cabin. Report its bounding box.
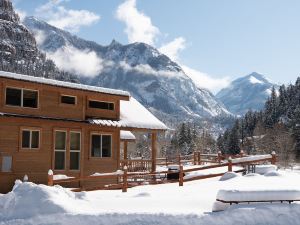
[0,71,168,193]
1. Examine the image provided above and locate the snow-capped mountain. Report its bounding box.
[0,0,77,82]
[216,72,278,115]
[23,16,230,124]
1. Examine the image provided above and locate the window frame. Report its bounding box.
[69,131,81,171]
[54,130,67,171]
[20,128,41,151]
[60,94,77,106]
[88,99,115,111]
[90,132,113,159]
[5,86,39,109]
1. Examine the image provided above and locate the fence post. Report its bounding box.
[198,152,201,165]
[179,165,184,186]
[165,157,168,166]
[178,154,181,165]
[271,151,276,165]
[217,151,222,164]
[122,166,128,193]
[228,157,232,172]
[23,174,28,182]
[240,150,245,157]
[48,169,53,186]
[193,152,197,165]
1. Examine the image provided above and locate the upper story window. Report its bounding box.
[89,100,114,110]
[61,95,76,105]
[6,87,38,108]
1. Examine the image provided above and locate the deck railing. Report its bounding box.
[48,152,277,192]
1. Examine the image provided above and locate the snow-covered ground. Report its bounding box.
[1,168,300,225]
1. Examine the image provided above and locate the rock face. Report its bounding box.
[0,0,77,82]
[23,16,230,124]
[216,72,278,115]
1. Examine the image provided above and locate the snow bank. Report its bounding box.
[0,180,86,220]
[219,172,241,181]
[255,164,277,175]
[53,174,75,180]
[231,154,271,163]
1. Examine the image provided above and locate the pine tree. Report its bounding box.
[291,106,300,159]
[227,120,241,154]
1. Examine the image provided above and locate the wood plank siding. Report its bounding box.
[0,76,126,193]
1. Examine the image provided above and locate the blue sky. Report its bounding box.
[12,0,300,93]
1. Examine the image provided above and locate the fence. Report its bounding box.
[47,152,277,193]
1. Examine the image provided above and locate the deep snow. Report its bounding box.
[1,169,300,225]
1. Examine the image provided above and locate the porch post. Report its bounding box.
[151,132,157,172]
[124,141,128,160]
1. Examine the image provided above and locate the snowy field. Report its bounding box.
[1,168,300,225]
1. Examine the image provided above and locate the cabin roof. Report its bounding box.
[90,97,168,131]
[0,71,130,97]
[120,131,136,141]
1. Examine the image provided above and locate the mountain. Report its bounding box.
[0,0,77,82]
[216,72,278,115]
[23,16,230,125]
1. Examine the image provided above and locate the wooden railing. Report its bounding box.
[120,159,152,172]
[48,152,277,193]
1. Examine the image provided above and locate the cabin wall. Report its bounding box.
[0,77,125,121]
[0,116,120,193]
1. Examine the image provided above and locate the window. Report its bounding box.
[61,95,76,105]
[91,134,112,157]
[54,131,66,170]
[70,132,80,170]
[6,87,38,108]
[1,156,12,172]
[21,130,40,149]
[89,100,114,110]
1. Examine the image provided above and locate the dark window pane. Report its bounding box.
[61,95,76,105]
[54,151,65,170]
[22,130,30,148]
[70,132,80,150]
[70,152,80,170]
[102,135,112,157]
[31,131,39,148]
[89,100,114,110]
[91,135,101,157]
[6,88,21,106]
[55,131,66,150]
[23,90,38,108]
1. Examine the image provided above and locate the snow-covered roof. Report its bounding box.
[90,97,168,131]
[0,71,130,97]
[119,97,168,130]
[120,131,136,141]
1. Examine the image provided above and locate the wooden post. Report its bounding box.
[151,132,157,173]
[123,141,128,160]
[198,152,201,165]
[122,166,128,192]
[240,150,245,157]
[23,174,28,182]
[217,151,222,164]
[178,154,181,165]
[48,169,53,186]
[193,152,197,165]
[165,156,168,166]
[228,157,232,172]
[271,151,276,165]
[179,165,183,186]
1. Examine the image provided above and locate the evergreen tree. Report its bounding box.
[227,120,241,154]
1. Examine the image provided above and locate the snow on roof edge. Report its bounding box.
[120,131,136,140]
[0,71,130,97]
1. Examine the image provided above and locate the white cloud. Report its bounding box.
[15,8,27,22]
[116,0,159,45]
[182,65,231,94]
[35,0,100,33]
[159,37,186,61]
[47,45,105,77]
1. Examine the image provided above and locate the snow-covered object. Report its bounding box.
[255,165,277,175]
[0,70,130,97]
[264,171,282,177]
[120,130,136,141]
[231,154,272,164]
[217,72,278,115]
[119,97,168,130]
[219,172,241,181]
[90,170,123,176]
[53,174,75,180]
[90,97,168,130]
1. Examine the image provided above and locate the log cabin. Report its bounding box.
[0,71,168,193]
